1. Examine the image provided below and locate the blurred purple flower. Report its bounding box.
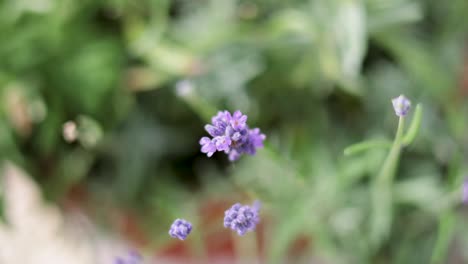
[214,135,232,152]
[114,251,142,264]
[224,201,260,236]
[392,95,411,117]
[200,137,216,157]
[230,110,248,130]
[200,110,266,161]
[169,219,193,240]
[463,178,468,204]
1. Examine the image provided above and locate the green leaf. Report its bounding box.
[344,139,392,156]
[430,212,455,264]
[267,200,313,264]
[367,0,422,33]
[76,115,103,149]
[402,104,423,146]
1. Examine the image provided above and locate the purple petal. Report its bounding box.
[214,136,231,151]
[199,137,211,145]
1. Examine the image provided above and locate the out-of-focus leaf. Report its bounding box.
[172,0,238,50]
[430,212,455,264]
[344,139,391,156]
[46,149,94,200]
[394,176,444,211]
[367,0,422,33]
[266,199,314,264]
[375,32,454,100]
[267,9,315,39]
[58,39,123,115]
[193,43,264,110]
[174,80,217,122]
[312,0,366,95]
[335,0,367,82]
[231,145,304,201]
[76,115,103,149]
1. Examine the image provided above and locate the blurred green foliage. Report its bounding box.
[1,0,468,263]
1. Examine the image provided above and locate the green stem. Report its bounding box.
[370,116,405,248]
[381,117,406,182]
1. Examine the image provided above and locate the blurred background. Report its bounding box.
[0,0,468,263]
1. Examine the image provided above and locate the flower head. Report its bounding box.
[224,201,260,236]
[392,95,411,117]
[114,251,142,264]
[169,219,193,240]
[200,110,266,161]
[463,178,468,204]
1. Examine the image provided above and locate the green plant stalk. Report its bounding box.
[402,104,423,146]
[370,116,405,248]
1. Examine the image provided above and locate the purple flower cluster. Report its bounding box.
[200,110,266,161]
[114,251,142,264]
[169,218,193,240]
[224,201,260,236]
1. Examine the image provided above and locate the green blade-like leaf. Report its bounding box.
[430,212,455,264]
[344,139,392,156]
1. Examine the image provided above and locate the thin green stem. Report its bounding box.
[380,116,405,182]
[370,117,405,248]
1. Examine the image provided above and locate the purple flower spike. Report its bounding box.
[463,178,468,204]
[169,219,193,240]
[392,95,411,117]
[199,110,266,161]
[224,201,260,236]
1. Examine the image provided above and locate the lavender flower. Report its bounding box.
[114,251,142,264]
[214,135,232,152]
[169,219,193,240]
[230,110,247,130]
[463,178,468,204]
[224,201,260,236]
[200,137,216,157]
[392,95,411,117]
[200,110,266,161]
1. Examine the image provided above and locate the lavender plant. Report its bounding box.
[2,0,467,263]
[224,201,261,236]
[345,95,423,248]
[169,218,193,240]
[200,110,266,161]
